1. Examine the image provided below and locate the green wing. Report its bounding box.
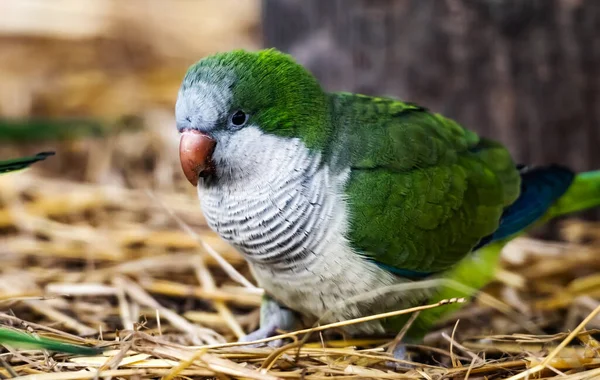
[331,93,520,274]
[0,152,55,175]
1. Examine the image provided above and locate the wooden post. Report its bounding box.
[263,0,600,172]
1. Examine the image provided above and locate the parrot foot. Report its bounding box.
[238,322,284,348]
[237,295,299,348]
[385,343,417,371]
[392,343,409,361]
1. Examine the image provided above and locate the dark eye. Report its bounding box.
[230,110,248,128]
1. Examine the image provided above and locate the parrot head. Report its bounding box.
[176,49,329,186]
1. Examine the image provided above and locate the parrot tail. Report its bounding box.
[0,327,101,355]
[497,165,575,236]
[545,169,600,219]
[474,165,595,249]
[0,151,55,175]
[413,168,600,340]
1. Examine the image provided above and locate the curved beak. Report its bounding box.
[179,130,216,186]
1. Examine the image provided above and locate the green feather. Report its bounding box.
[404,170,599,338]
[182,49,330,150]
[407,241,507,340]
[329,93,519,273]
[543,170,600,219]
[0,152,55,175]
[0,327,101,355]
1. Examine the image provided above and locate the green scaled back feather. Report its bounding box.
[0,151,55,175]
[0,327,101,355]
[329,93,520,274]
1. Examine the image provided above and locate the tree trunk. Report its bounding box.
[262,0,600,172]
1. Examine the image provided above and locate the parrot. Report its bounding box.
[175,48,600,358]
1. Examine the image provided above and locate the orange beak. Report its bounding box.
[179,130,217,186]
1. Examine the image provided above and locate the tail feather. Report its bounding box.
[414,168,600,340]
[544,170,600,219]
[474,165,575,249]
[0,151,55,175]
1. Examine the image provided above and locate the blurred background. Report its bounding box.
[1,0,599,184]
[267,0,600,172]
[0,0,259,187]
[0,0,600,356]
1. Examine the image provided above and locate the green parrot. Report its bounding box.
[175,49,600,357]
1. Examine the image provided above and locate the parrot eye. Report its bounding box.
[229,110,248,128]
